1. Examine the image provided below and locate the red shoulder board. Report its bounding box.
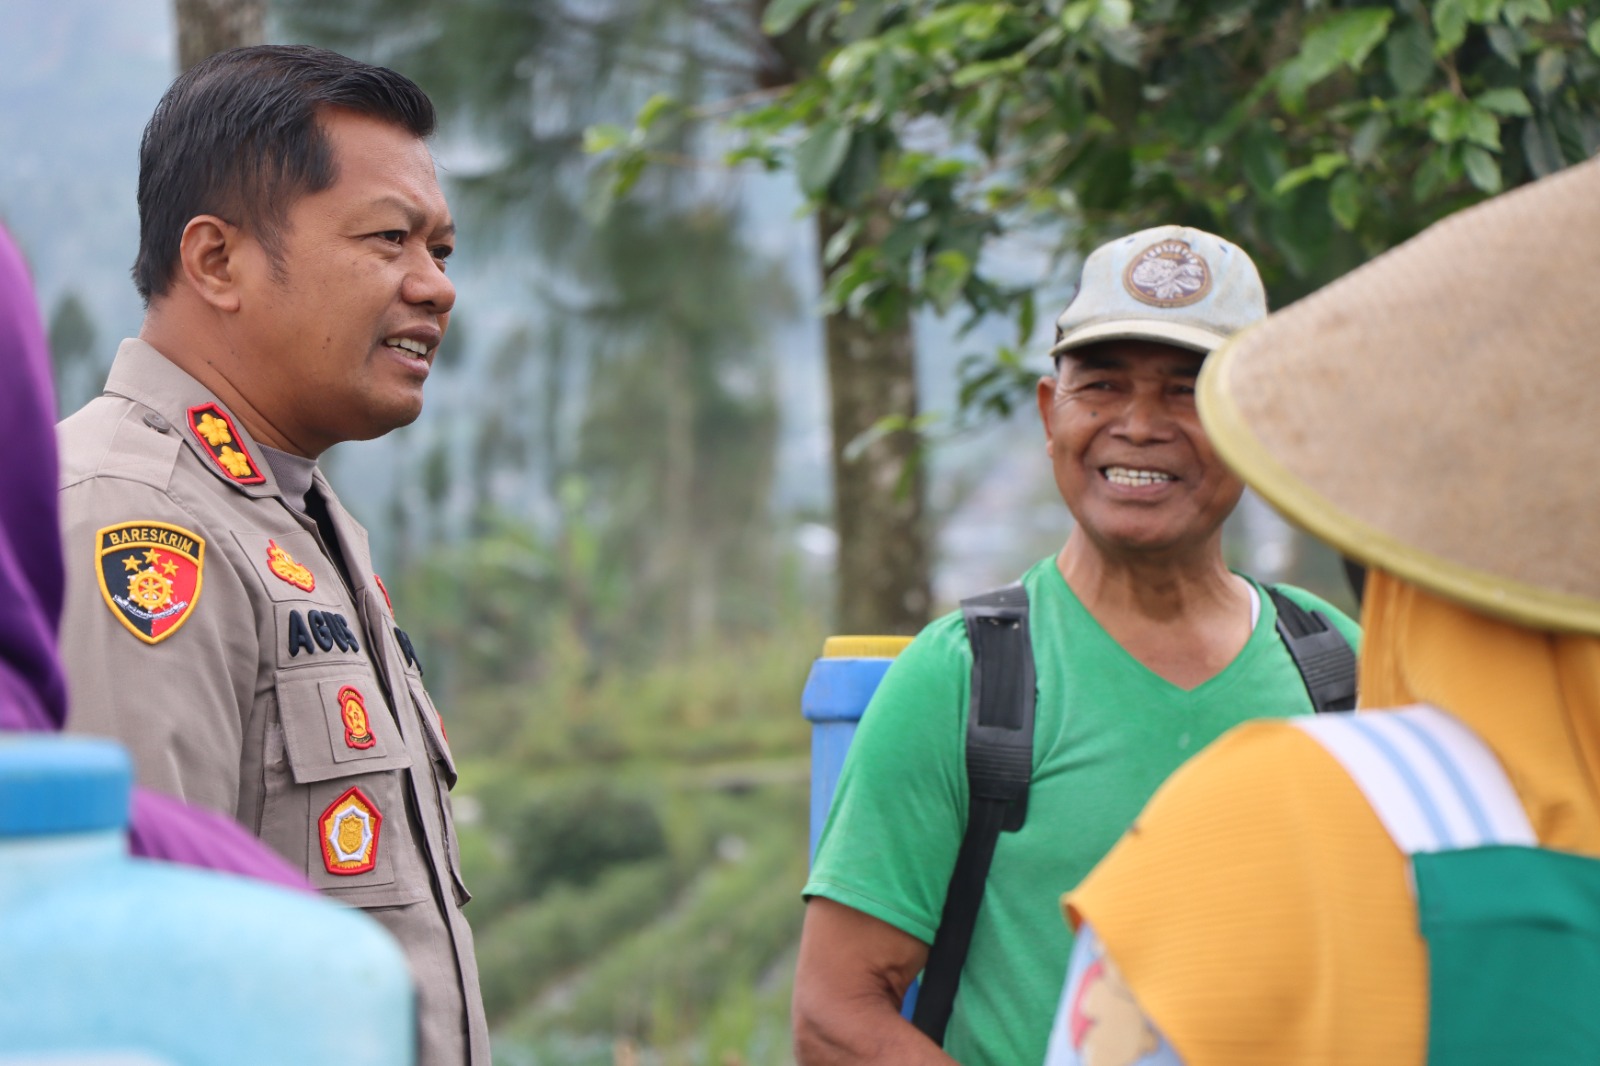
[187,403,265,485]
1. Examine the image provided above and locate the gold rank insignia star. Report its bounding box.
[186,403,265,486]
[194,412,232,447]
[217,446,254,478]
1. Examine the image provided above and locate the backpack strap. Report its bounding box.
[911,582,1035,1045]
[1290,705,1534,856]
[1268,585,1357,714]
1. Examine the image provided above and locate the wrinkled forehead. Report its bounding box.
[1058,339,1206,375]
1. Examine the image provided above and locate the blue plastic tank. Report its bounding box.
[0,735,415,1065]
[799,635,912,862]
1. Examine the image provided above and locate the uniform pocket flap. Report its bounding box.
[276,674,412,784]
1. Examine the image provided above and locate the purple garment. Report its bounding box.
[0,225,308,893]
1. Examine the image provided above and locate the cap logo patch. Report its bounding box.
[187,403,265,485]
[339,685,376,750]
[266,539,315,592]
[96,522,205,645]
[1123,240,1212,307]
[319,786,382,875]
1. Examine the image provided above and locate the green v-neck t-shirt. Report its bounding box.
[803,555,1360,1066]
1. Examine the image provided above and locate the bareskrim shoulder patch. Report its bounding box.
[96,522,205,645]
[187,403,265,485]
[320,786,382,876]
[1123,239,1212,307]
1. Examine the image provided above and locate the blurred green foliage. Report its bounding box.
[422,596,820,1065]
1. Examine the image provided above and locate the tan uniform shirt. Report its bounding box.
[58,339,488,1066]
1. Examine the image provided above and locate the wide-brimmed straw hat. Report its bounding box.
[1199,157,1600,635]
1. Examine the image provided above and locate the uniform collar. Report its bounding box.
[103,338,281,500]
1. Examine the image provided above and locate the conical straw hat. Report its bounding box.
[1199,156,1600,635]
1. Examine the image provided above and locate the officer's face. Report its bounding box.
[1037,340,1243,560]
[232,107,455,457]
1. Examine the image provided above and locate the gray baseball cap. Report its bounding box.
[1050,225,1268,358]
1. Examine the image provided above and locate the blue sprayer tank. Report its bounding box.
[0,734,415,1065]
[800,635,913,862]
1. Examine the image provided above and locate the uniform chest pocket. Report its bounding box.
[261,674,428,907]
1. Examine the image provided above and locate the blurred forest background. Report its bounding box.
[6,0,1597,1063]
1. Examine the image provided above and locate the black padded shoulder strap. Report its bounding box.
[1268,585,1357,714]
[912,582,1034,1045]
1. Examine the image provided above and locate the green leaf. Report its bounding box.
[1385,21,1435,95]
[1273,152,1349,195]
[823,220,861,269]
[1485,25,1521,67]
[1329,169,1363,231]
[636,93,677,132]
[582,124,630,155]
[1461,145,1502,193]
[1475,87,1532,116]
[1350,114,1392,166]
[762,0,823,36]
[1433,0,1468,55]
[795,121,853,198]
[1462,0,1503,20]
[1589,18,1600,57]
[1279,8,1394,101]
[1503,0,1551,25]
[1521,115,1562,176]
[952,56,1024,89]
[831,130,882,210]
[1535,49,1567,95]
[925,250,973,313]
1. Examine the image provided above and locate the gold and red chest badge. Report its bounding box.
[187,403,265,485]
[319,786,382,876]
[266,539,315,592]
[338,685,376,749]
[95,522,205,644]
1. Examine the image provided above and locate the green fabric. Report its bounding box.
[804,556,1360,1066]
[1417,845,1600,1065]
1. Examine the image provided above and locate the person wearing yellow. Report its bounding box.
[1043,154,1600,1066]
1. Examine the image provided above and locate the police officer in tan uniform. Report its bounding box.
[57,46,487,1065]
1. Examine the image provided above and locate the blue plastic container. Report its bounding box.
[800,635,912,863]
[0,735,415,1065]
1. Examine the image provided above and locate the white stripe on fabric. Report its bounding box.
[1406,706,1534,846]
[1292,704,1533,856]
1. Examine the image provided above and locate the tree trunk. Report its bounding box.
[174,0,265,73]
[819,206,930,636]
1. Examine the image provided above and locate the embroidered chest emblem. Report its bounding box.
[266,539,315,591]
[1123,239,1212,307]
[187,403,265,485]
[319,787,382,875]
[339,685,376,750]
[95,522,205,644]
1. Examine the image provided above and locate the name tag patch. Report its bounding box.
[287,609,360,657]
[95,521,205,645]
[319,786,382,876]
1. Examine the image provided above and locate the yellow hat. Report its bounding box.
[1199,157,1600,635]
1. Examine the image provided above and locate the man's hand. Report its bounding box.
[792,897,959,1066]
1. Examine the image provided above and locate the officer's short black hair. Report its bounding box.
[132,44,437,303]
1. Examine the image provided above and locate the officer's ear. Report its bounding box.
[177,215,244,313]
